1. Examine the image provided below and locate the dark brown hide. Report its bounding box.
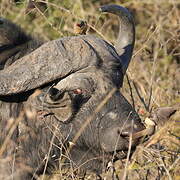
[0,17,43,70]
[0,5,145,179]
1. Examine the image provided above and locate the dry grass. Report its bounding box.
[0,0,179,179]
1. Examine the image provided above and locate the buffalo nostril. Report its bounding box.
[117,129,121,134]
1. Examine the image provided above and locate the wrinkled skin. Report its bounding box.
[0,5,145,179]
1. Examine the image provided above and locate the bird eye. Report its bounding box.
[79,21,84,27]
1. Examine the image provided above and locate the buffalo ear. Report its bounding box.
[52,106,74,123]
[27,87,74,123]
[43,87,75,123]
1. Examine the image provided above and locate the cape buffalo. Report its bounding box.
[0,4,146,179]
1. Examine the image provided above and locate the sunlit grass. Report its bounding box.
[0,0,179,179]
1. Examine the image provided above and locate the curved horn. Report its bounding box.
[0,5,132,96]
[0,35,116,95]
[100,5,135,74]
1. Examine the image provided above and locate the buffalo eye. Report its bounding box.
[72,88,83,95]
[70,88,90,99]
[48,88,64,101]
[70,88,91,109]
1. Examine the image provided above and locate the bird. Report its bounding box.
[73,20,88,35]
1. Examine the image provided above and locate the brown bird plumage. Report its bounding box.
[73,20,88,35]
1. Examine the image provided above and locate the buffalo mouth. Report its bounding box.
[100,121,146,154]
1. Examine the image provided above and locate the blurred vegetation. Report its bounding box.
[0,0,179,179]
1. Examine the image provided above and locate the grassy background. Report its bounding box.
[0,0,179,179]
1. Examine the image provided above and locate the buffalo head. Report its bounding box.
[0,4,145,179]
